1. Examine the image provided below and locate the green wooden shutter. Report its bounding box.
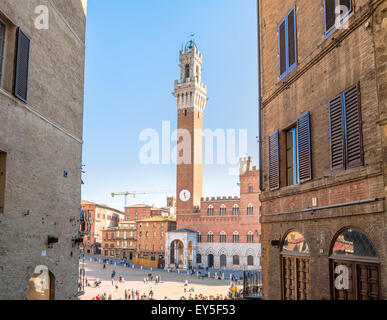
[14,28,30,102]
[279,21,286,78]
[329,94,345,170]
[269,130,280,190]
[297,112,312,183]
[344,83,363,168]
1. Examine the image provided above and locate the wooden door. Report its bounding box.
[331,259,380,300]
[282,255,310,300]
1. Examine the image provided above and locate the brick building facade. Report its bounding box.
[101,221,137,260]
[0,0,87,300]
[258,0,387,299]
[124,198,176,222]
[136,217,176,268]
[165,42,261,271]
[81,201,125,255]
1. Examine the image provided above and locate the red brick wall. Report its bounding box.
[258,0,387,299]
[177,168,261,243]
[136,220,176,258]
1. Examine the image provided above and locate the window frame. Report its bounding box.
[284,126,300,186]
[324,0,353,38]
[278,6,298,80]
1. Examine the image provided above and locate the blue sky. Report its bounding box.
[82,0,259,210]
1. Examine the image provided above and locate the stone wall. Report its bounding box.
[0,0,86,300]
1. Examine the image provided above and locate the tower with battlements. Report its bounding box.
[174,41,207,216]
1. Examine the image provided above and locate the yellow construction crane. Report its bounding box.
[111,191,173,206]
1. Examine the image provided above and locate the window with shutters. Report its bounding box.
[0,151,6,214]
[324,0,353,38]
[278,7,297,80]
[329,83,363,171]
[14,28,30,102]
[270,113,312,190]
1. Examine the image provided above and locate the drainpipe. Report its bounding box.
[257,0,264,192]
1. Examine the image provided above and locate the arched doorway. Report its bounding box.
[27,266,55,300]
[281,231,310,300]
[220,255,227,268]
[170,240,184,267]
[208,254,214,268]
[330,228,380,300]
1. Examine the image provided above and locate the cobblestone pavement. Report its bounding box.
[79,260,233,300]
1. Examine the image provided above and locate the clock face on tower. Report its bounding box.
[179,189,191,202]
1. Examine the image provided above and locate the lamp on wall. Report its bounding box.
[47,236,59,248]
[271,239,280,248]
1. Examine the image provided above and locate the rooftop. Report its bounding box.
[169,229,198,234]
[81,200,125,215]
[137,217,176,223]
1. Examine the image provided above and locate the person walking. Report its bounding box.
[124,289,127,300]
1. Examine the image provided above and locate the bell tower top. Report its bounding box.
[174,40,207,113]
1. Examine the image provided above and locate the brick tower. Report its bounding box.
[174,41,207,217]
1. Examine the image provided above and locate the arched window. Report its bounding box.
[247,255,254,266]
[232,204,240,216]
[232,231,240,243]
[247,231,254,243]
[330,228,380,300]
[331,229,378,258]
[207,205,214,217]
[247,204,254,216]
[220,231,227,243]
[185,64,190,79]
[233,255,240,265]
[282,231,310,254]
[220,205,226,216]
[220,254,227,268]
[207,231,214,243]
[281,231,310,300]
[197,232,202,243]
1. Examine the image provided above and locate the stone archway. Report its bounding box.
[329,228,380,300]
[281,231,310,300]
[170,240,184,267]
[220,254,227,268]
[27,266,55,300]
